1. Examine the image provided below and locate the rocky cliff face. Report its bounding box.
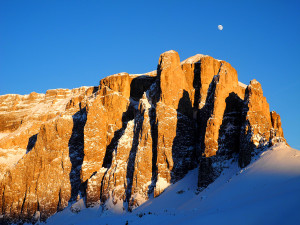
[0,51,286,223]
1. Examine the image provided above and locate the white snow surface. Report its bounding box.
[34,143,300,225]
[238,81,248,88]
[180,54,207,64]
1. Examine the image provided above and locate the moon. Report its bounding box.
[218,25,223,31]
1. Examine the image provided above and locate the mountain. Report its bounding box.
[40,143,300,225]
[0,50,289,224]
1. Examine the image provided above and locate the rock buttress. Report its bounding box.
[129,94,153,209]
[154,50,196,197]
[239,80,286,167]
[0,116,74,222]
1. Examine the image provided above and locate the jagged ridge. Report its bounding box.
[0,51,286,223]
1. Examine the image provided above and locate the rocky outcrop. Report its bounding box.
[0,51,286,223]
[1,114,76,222]
[0,87,91,149]
[238,79,286,167]
[154,50,196,197]
[270,111,285,145]
[129,94,153,209]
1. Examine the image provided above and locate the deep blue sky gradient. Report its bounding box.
[1,0,299,148]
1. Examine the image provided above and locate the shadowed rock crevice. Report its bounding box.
[125,114,144,206]
[26,134,38,154]
[102,101,136,169]
[126,78,158,208]
[96,75,155,208]
[218,92,244,157]
[197,69,239,188]
[196,76,218,189]
[171,91,196,182]
[57,189,62,212]
[239,120,256,168]
[130,76,156,100]
[148,107,158,197]
[238,87,254,168]
[98,103,135,204]
[192,62,201,159]
[197,75,218,155]
[102,128,126,169]
[199,92,244,188]
[192,62,201,110]
[238,85,259,168]
[68,108,87,202]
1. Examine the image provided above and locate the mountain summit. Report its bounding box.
[0,50,287,223]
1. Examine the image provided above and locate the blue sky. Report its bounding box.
[0,0,299,149]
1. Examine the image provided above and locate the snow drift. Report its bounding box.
[38,143,300,225]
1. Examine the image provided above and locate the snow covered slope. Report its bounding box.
[35,143,300,225]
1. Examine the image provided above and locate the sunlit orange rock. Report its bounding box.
[0,50,286,223]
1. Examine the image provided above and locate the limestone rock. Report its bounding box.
[154,51,196,197]
[80,86,130,182]
[0,50,287,223]
[239,79,273,167]
[158,50,188,108]
[202,61,240,157]
[0,87,90,149]
[270,111,286,145]
[0,87,91,223]
[0,115,74,222]
[83,74,156,208]
[100,119,135,209]
[129,94,153,209]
